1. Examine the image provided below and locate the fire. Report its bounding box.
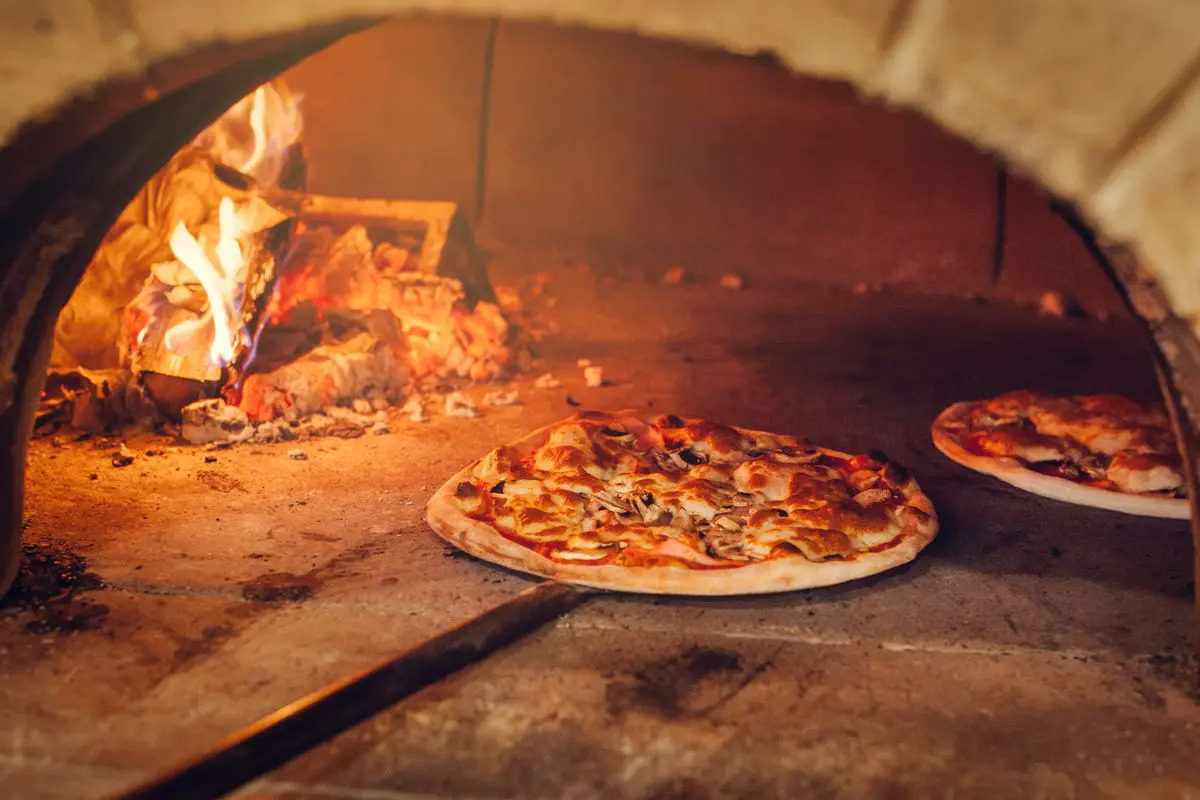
[240,87,268,175]
[47,74,517,443]
[164,196,248,367]
[196,81,302,188]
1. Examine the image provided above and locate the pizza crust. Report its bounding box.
[932,403,1189,520]
[427,418,939,595]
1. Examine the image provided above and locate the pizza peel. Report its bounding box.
[106,581,592,800]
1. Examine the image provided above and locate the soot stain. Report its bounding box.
[1,542,107,635]
[606,645,755,720]
[240,571,321,603]
[173,624,238,663]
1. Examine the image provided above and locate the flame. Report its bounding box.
[164,196,248,366]
[240,87,268,175]
[194,80,302,188]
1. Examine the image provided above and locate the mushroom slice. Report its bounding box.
[592,491,633,514]
[852,487,893,507]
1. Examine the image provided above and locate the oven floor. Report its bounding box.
[3,262,1198,798]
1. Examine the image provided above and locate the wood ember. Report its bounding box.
[371,422,390,436]
[584,366,604,387]
[181,398,253,444]
[534,373,561,390]
[662,267,686,285]
[269,224,512,384]
[576,358,592,368]
[1038,291,1083,318]
[1038,291,1066,317]
[719,273,744,290]
[444,391,479,418]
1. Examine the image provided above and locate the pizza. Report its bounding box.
[931,390,1189,519]
[426,411,938,594]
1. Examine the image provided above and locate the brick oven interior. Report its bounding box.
[2,14,1200,799]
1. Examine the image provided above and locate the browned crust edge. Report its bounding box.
[425,417,939,595]
[931,402,1190,520]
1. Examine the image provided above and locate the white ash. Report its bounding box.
[533,372,561,390]
[583,366,604,388]
[287,448,308,461]
[352,398,373,415]
[371,422,390,436]
[181,399,254,445]
[401,395,428,423]
[444,391,480,418]
[325,405,385,426]
[484,389,520,407]
[252,421,296,443]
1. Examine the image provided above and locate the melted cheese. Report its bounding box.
[455,412,920,568]
[956,392,1185,496]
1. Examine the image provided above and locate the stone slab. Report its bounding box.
[259,625,1200,798]
[6,263,1196,797]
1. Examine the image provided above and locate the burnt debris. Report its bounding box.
[1,542,107,635]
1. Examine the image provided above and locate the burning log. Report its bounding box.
[262,222,512,385]
[261,193,495,307]
[237,333,405,423]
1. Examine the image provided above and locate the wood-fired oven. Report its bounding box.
[1,4,1199,798]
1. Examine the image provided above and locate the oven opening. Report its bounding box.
[1,11,1197,800]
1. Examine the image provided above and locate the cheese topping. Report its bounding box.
[947,391,1184,496]
[455,412,930,568]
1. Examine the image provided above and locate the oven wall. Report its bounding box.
[282,17,1121,314]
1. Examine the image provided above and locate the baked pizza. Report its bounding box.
[932,390,1189,519]
[427,411,938,594]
